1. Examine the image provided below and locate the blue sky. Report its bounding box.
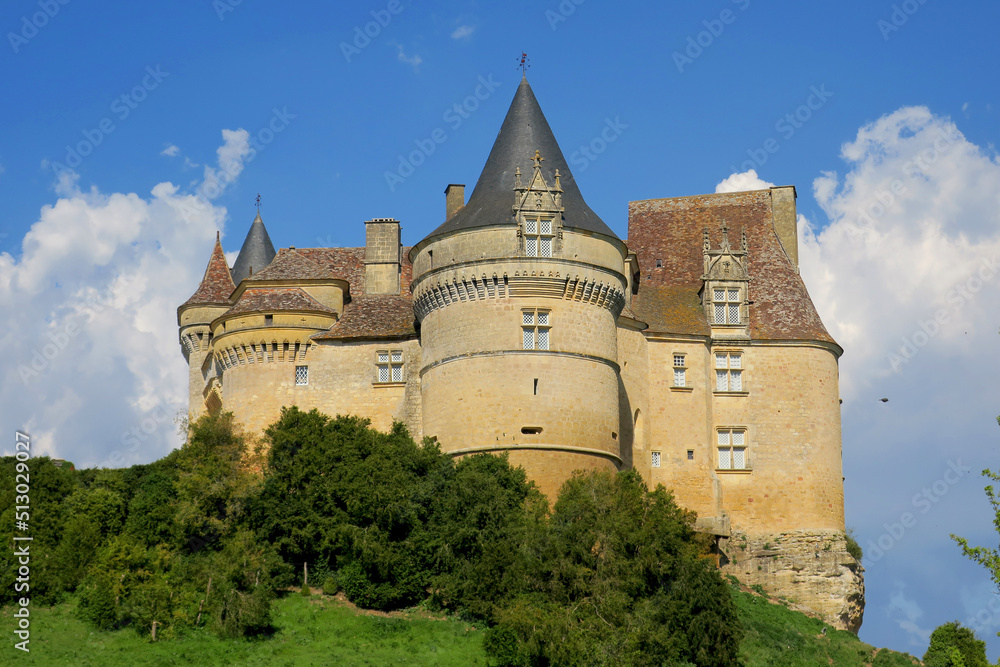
[2,0,1000,658]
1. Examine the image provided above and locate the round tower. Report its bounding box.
[409,77,629,499]
[178,231,236,422]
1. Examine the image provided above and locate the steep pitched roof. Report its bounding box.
[420,76,618,244]
[627,190,837,345]
[231,211,276,284]
[311,295,416,341]
[246,248,332,281]
[181,232,236,307]
[223,287,338,317]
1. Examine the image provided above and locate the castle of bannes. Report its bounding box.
[177,76,864,631]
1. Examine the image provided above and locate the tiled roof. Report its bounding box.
[312,295,416,340]
[181,234,236,307]
[222,288,338,317]
[631,284,709,336]
[627,190,836,344]
[246,248,332,281]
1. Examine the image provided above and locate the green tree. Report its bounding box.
[483,469,742,667]
[923,621,988,667]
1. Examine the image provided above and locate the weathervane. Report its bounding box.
[518,52,530,75]
[255,193,261,209]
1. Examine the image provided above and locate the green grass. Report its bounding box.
[734,587,920,667]
[4,589,923,666]
[2,593,486,666]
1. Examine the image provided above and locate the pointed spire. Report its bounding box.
[231,210,276,284]
[182,232,236,307]
[421,76,618,242]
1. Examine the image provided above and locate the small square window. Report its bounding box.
[295,366,308,386]
[687,450,694,460]
[673,354,685,367]
[651,451,661,468]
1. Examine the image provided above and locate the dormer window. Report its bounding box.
[524,217,554,257]
[713,287,742,325]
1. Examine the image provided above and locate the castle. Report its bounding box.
[177,76,864,631]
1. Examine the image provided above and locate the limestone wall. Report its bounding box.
[219,337,422,438]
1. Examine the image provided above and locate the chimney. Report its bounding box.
[364,218,402,294]
[770,186,798,271]
[445,184,465,219]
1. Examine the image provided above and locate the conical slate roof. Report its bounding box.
[181,232,236,307]
[422,76,619,243]
[231,211,276,284]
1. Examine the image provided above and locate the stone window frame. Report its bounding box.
[672,353,687,388]
[375,349,404,384]
[716,427,750,472]
[522,309,551,350]
[713,349,746,394]
[295,365,309,386]
[711,284,744,325]
[522,215,556,258]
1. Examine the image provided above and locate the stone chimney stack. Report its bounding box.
[364,218,401,294]
[445,184,465,219]
[770,186,798,271]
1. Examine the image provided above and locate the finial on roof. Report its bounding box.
[255,193,261,209]
[216,230,220,241]
[531,149,544,169]
[518,52,530,77]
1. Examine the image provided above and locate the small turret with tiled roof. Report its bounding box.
[181,231,235,308]
[231,210,276,284]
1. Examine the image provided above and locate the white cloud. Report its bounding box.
[794,106,1000,401]
[161,144,180,157]
[0,130,252,468]
[715,168,774,193]
[396,45,423,71]
[451,25,474,39]
[887,583,932,647]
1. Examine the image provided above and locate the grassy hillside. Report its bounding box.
[4,587,921,666]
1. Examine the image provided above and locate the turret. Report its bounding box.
[178,232,236,420]
[409,76,629,499]
[231,210,276,284]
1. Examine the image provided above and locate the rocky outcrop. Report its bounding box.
[718,530,865,633]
